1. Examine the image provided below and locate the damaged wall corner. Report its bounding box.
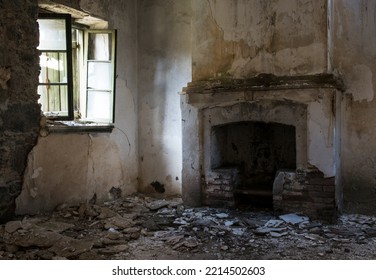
[0,0,41,222]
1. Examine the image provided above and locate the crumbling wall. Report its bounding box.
[192,0,328,80]
[332,0,376,214]
[273,170,336,222]
[17,0,139,214]
[0,0,41,221]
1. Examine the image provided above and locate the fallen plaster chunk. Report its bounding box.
[215,213,229,219]
[4,221,23,234]
[146,200,170,211]
[279,213,309,225]
[270,231,288,238]
[264,219,284,228]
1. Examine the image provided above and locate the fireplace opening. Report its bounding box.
[210,121,296,210]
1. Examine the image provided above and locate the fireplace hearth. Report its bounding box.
[181,74,343,221]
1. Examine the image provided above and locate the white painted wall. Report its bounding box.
[137,0,192,194]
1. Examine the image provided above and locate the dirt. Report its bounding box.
[0,193,376,260]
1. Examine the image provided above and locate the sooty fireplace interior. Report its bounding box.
[211,121,296,208]
[181,74,343,221]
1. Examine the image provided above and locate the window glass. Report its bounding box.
[86,90,112,121]
[84,30,116,123]
[88,33,112,60]
[37,13,116,124]
[38,19,67,51]
[87,61,112,90]
[37,14,72,119]
[39,52,68,83]
[37,85,69,117]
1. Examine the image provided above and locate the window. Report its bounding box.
[37,13,117,124]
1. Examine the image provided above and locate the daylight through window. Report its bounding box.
[37,13,117,124]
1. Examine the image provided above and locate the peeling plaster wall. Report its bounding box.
[307,96,335,177]
[138,0,191,194]
[17,0,139,214]
[333,0,376,213]
[14,0,376,216]
[192,0,328,80]
[190,0,334,175]
[17,134,128,213]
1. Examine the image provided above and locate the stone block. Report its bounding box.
[0,0,40,222]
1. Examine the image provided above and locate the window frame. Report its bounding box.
[37,13,74,120]
[37,12,117,125]
[83,29,117,123]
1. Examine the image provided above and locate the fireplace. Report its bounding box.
[210,121,296,209]
[181,74,343,221]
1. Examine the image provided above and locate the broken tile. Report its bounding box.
[173,237,199,250]
[264,219,284,228]
[48,237,94,258]
[215,213,229,219]
[36,220,74,233]
[231,227,246,236]
[123,227,141,234]
[270,231,288,238]
[165,235,185,246]
[254,227,287,235]
[107,228,123,240]
[9,228,63,248]
[279,213,309,225]
[224,220,235,227]
[104,216,134,230]
[98,207,118,219]
[2,193,376,260]
[146,200,170,211]
[304,234,325,243]
[364,228,376,238]
[173,218,189,225]
[98,244,129,255]
[4,221,23,234]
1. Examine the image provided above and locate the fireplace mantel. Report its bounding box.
[181,73,343,221]
[183,73,343,105]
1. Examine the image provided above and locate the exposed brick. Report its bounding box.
[323,185,335,192]
[309,191,335,199]
[306,185,324,192]
[312,197,335,204]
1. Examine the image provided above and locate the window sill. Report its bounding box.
[44,120,114,134]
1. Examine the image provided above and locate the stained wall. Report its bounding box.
[9,0,376,216]
[17,0,139,214]
[137,0,192,194]
[192,0,328,80]
[0,0,41,221]
[332,0,376,213]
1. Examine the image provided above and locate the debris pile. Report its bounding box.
[1,194,376,259]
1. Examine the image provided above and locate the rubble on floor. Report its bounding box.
[1,193,376,260]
